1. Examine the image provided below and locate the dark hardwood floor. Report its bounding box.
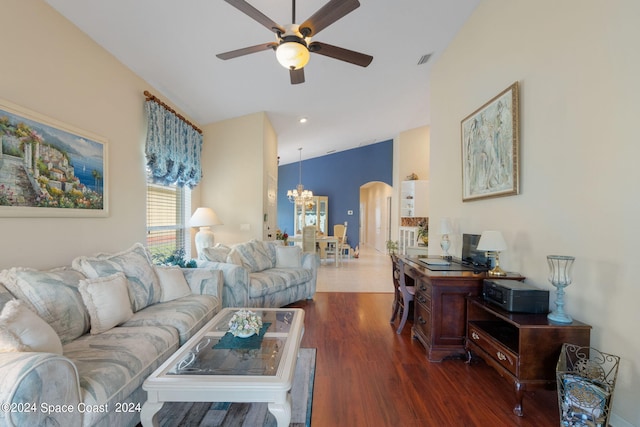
[288,292,559,427]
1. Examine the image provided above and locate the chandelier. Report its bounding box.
[287,148,314,206]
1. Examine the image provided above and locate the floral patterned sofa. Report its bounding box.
[0,243,223,427]
[197,239,319,308]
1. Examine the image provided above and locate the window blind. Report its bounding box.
[146,181,191,262]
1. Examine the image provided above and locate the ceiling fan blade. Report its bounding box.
[223,0,284,34]
[299,0,360,37]
[216,43,277,60]
[309,42,373,67]
[290,68,305,85]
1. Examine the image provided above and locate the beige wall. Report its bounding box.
[391,126,430,242]
[0,0,179,269]
[360,182,393,251]
[263,116,278,241]
[397,126,430,182]
[200,112,276,245]
[430,1,640,425]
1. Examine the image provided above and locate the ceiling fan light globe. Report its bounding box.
[276,42,310,70]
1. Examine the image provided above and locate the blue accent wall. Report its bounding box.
[277,140,393,249]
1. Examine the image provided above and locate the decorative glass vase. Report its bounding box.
[440,234,451,259]
[547,255,575,324]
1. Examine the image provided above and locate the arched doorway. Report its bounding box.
[359,181,393,253]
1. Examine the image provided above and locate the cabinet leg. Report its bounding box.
[513,382,525,417]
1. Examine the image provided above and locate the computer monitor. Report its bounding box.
[461,233,490,267]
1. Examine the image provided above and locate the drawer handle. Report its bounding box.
[418,296,427,304]
[418,316,426,325]
[419,285,427,291]
[497,351,507,361]
[471,331,480,340]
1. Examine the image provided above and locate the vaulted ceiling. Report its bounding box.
[45,0,480,165]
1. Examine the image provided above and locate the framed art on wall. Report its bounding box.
[0,99,108,217]
[461,82,519,202]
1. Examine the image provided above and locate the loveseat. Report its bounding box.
[0,243,223,427]
[197,239,319,308]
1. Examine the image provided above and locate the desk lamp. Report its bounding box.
[190,207,222,258]
[440,218,453,259]
[477,230,507,276]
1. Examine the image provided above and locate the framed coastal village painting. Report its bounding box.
[461,82,520,202]
[0,99,108,217]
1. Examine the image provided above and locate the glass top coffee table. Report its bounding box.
[141,307,305,427]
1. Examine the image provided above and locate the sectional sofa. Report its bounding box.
[0,243,223,427]
[197,239,319,308]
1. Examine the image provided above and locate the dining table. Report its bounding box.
[288,234,339,266]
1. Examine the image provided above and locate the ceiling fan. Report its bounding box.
[216,0,373,84]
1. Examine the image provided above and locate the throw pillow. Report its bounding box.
[230,240,273,272]
[154,266,192,302]
[0,282,15,310]
[78,273,134,334]
[259,240,278,267]
[276,246,302,268]
[0,300,63,355]
[0,267,90,344]
[226,247,244,266]
[72,243,161,312]
[202,244,231,262]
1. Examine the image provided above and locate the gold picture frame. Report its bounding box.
[461,82,519,201]
[0,99,108,217]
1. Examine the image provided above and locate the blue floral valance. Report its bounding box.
[144,98,203,188]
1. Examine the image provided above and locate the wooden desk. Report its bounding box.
[465,297,591,416]
[399,256,523,362]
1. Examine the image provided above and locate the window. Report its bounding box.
[146,180,191,263]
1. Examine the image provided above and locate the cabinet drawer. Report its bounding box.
[468,324,518,376]
[415,288,431,306]
[416,279,432,298]
[414,301,431,340]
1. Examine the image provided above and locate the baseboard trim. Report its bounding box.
[610,412,637,427]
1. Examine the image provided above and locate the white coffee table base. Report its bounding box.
[141,308,304,427]
[141,385,292,427]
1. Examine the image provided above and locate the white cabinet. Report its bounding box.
[399,226,417,255]
[400,180,429,218]
[294,196,328,235]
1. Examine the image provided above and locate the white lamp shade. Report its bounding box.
[189,207,222,228]
[477,230,507,252]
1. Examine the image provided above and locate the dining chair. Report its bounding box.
[301,226,317,253]
[394,257,415,334]
[327,224,348,265]
[390,255,402,323]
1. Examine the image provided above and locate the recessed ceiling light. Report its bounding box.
[299,117,308,124]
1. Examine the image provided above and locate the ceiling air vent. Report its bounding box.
[417,53,432,66]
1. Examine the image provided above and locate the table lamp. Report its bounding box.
[440,218,453,259]
[477,230,507,276]
[190,207,222,258]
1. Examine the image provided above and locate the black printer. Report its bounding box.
[482,279,549,314]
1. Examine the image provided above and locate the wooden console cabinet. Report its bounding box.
[401,257,523,362]
[465,297,591,416]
